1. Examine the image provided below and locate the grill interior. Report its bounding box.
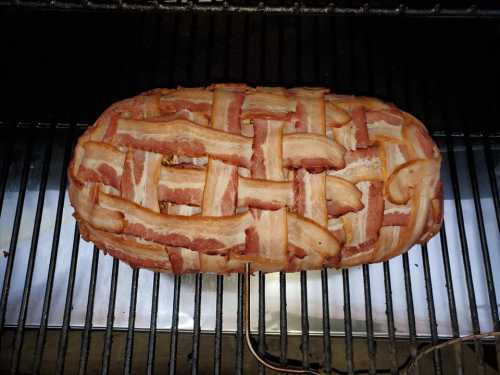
[0,5,500,374]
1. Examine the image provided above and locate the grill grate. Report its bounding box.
[0,123,499,373]
[1,10,500,375]
[1,0,500,17]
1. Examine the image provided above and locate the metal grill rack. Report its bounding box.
[2,0,500,17]
[0,8,500,375]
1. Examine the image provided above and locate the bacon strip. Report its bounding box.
[381,142,411,178]
[329,146,382,183]
[158,166,363,214]
[238,177,293,210]
[69,182,124,233]
[159,88,213,115]
[114,118,253,167]
[199,87,246,270]
[251,120,285,180]
[114,118,345,172]
[403,113,440,160]
[241,92,293,120]
[325,176,363,217]
[76,141,125,189]
[202,159,238,217]
[80,221,171,271]
[287,213,340,261]
[293,93,326,134]
[282,133,345,171]
[341,181,384,259]
[294,169,327,226]
[148,110,209,127]
[419,181,443,243]
[291,91,332,269]
[97,191,252,254]
[325,101,350,126]
[236,118,288,271]
[165,204,201,272]
[167,246,200,274]
[212,87,245,135]
[327,217,346,244]
[325,95,391,112]
[121,149,162,212]
[367,110,404,142]
[158,167,205,206]
[386,159,440,204]
[382,200,411,227]
[332,107,369,151]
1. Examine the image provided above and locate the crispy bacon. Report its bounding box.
[121,149,162,212]
[329,146,382,183]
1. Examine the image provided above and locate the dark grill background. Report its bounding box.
[0,6,499,375]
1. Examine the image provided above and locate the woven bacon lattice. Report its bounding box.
[68,84,443,274]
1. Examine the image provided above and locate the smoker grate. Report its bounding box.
[1,0,500,17]
[0,9,500,375]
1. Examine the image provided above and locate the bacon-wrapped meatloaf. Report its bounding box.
[68,85,443,274]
